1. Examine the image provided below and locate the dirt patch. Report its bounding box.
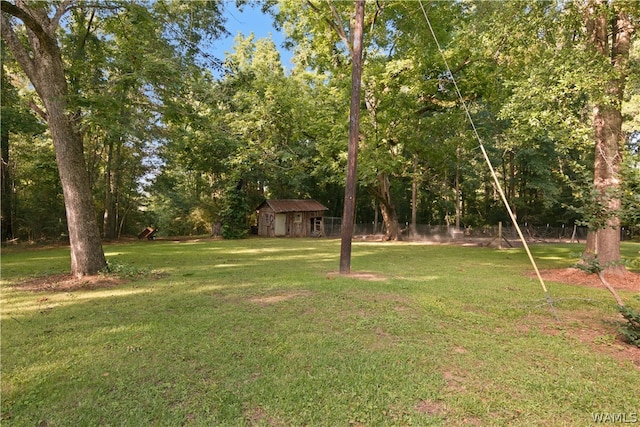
[326,271,387,281]
[414,399,445,416]
[523,268,640,366]
[249,291,314,306]
[10,273,126,292]
[537,268,640,291]
[523,309,640,368]
[243,406,282,426]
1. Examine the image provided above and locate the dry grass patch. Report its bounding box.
[249,291,314,305]
[326,271,387,281]
[414,399,446,416]
[10,273,125,292]
[244,406,282,426]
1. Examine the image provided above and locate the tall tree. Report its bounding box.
[1,0,107,276]
[583,0,636,273]
[1,1,228,272]
[339,0,365,272]
[456,0,637,271]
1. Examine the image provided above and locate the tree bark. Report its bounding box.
[455,146,462,230]
[410,154,419,238]
[1,1,106,277]
[591,104,624,272]
[339,0,365,274]
[1,125,13,240]
[370,172,402,241]
[103,136,115,239]
[581,1,634,274]
[102,134,122,240]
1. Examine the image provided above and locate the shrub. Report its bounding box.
[618,305,640,348]
[220,181,249,239]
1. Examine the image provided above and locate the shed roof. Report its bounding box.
[257,199,328,213]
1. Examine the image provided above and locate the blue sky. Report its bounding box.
[212,2,293,71]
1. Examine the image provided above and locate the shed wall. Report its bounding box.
[257,208,325,237]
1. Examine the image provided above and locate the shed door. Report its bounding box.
[275,214,286,236]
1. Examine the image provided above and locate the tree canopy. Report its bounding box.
[2,0,638,272]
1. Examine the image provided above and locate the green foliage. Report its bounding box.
[100,261,145,279]
[0,52,46,136]
[618,303,640,348]
[220,182,250,239]
[573,255,629,275]
[621,141,640,233]
[574,256,602,274]
[9,135,67,241]
[4,0,639,243]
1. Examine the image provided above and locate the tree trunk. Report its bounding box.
[103,137,115,239]
[46,92,107,276]
[582,1,633,274]
[591,104,624,272]
[1,125,13,240]
[1,3,106,277]
[379,201,402,241]
[455,147,461,230]
[339,0,365,274]
[103,133,122,240]
[371,172,402,241]
[410,154,418,238]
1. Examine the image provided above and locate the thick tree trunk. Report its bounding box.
[379,201,402,241]
[45,93,107,276]
[371,172,402,241]
[591,104,624,273]
[1,2,106,277]
[582,1,633,274]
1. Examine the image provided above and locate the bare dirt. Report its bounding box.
[11,273,126,292]
[10,267,640,367]
[538,267,640,291]
[531,268,640,367]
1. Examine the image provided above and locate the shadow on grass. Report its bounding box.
[2,238,639,425]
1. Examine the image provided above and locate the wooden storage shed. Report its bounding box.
[256,199,328,237]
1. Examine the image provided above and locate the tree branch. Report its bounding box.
[0,12,36,78]
[598,271,624,306]
[74,8,96,60]
[368,0,383,35]
[325,0,351,56]
[306,0,352,58]
[28,100,48,122]
[1,0,57,52]
[2,1,44,34]
[50,0,74,32]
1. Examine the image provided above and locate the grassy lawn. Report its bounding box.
[1,238,639,426]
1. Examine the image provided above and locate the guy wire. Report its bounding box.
[417,0,560,322]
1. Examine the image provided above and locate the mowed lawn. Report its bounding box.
[1,238,639,426]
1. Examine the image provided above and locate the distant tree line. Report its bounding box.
[2,1,638,275]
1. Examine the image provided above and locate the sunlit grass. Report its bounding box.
[1,238,639,425]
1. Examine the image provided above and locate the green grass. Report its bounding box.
[1,239,639,426]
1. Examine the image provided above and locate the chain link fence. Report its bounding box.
[323,217,637,242]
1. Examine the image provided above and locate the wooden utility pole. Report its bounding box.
[339,0,365,274]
